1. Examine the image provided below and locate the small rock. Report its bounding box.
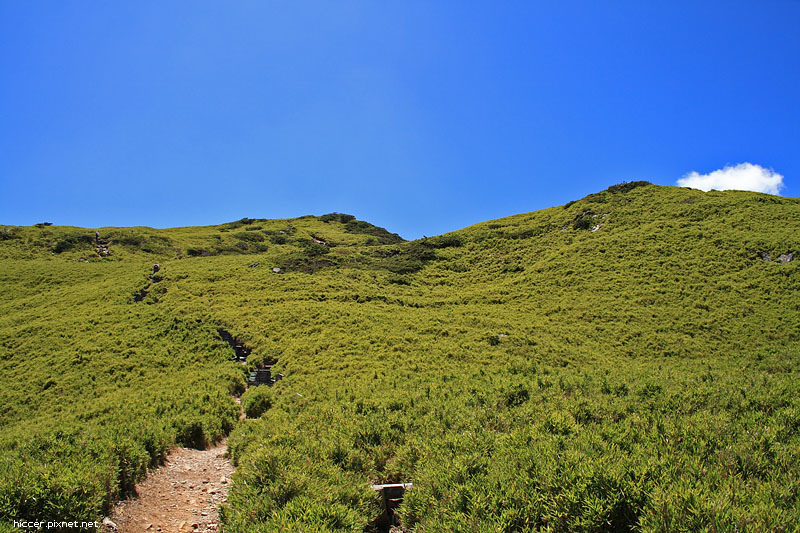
[272,267,281,273]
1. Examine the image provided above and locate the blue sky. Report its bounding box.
[1,2,798,239]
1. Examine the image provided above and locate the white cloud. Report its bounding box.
[677,163,784,195]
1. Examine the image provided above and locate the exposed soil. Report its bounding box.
[108,440,233,533]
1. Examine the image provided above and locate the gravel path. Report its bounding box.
[108,439,233,533]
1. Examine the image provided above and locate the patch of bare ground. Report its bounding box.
[107,439,233,533]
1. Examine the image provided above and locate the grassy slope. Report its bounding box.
[1,186,798,531]
[0,215,400,528]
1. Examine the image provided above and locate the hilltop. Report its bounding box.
[0,183,798,532]
[0,212,403,260]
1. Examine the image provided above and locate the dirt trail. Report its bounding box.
[108,439,233,533]
[108,333,248,532]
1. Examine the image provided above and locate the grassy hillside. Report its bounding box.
[1,186,798,531]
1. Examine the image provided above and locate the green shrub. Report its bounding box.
[344,220,404,244]
[607,180,651,194]
[173,416,208,449]
[220,217,260,231]
[502,383,530,407]
[242,386,273,418]
[187,248,214,257]
[281,257,335,273]
[114,234,145,247]
[380,243,436,273]
[320,213,356,224]
[233,231,265,242]
[53,234,93,253]
[422,235,463,248]
[572,211,595,230]
[298,240,330,257]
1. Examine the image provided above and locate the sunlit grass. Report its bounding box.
[1,185,798,531]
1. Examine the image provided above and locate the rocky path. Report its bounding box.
[95,235,111,257]
[108,440,233,533]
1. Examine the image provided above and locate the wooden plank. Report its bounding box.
[371,483,412,490]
